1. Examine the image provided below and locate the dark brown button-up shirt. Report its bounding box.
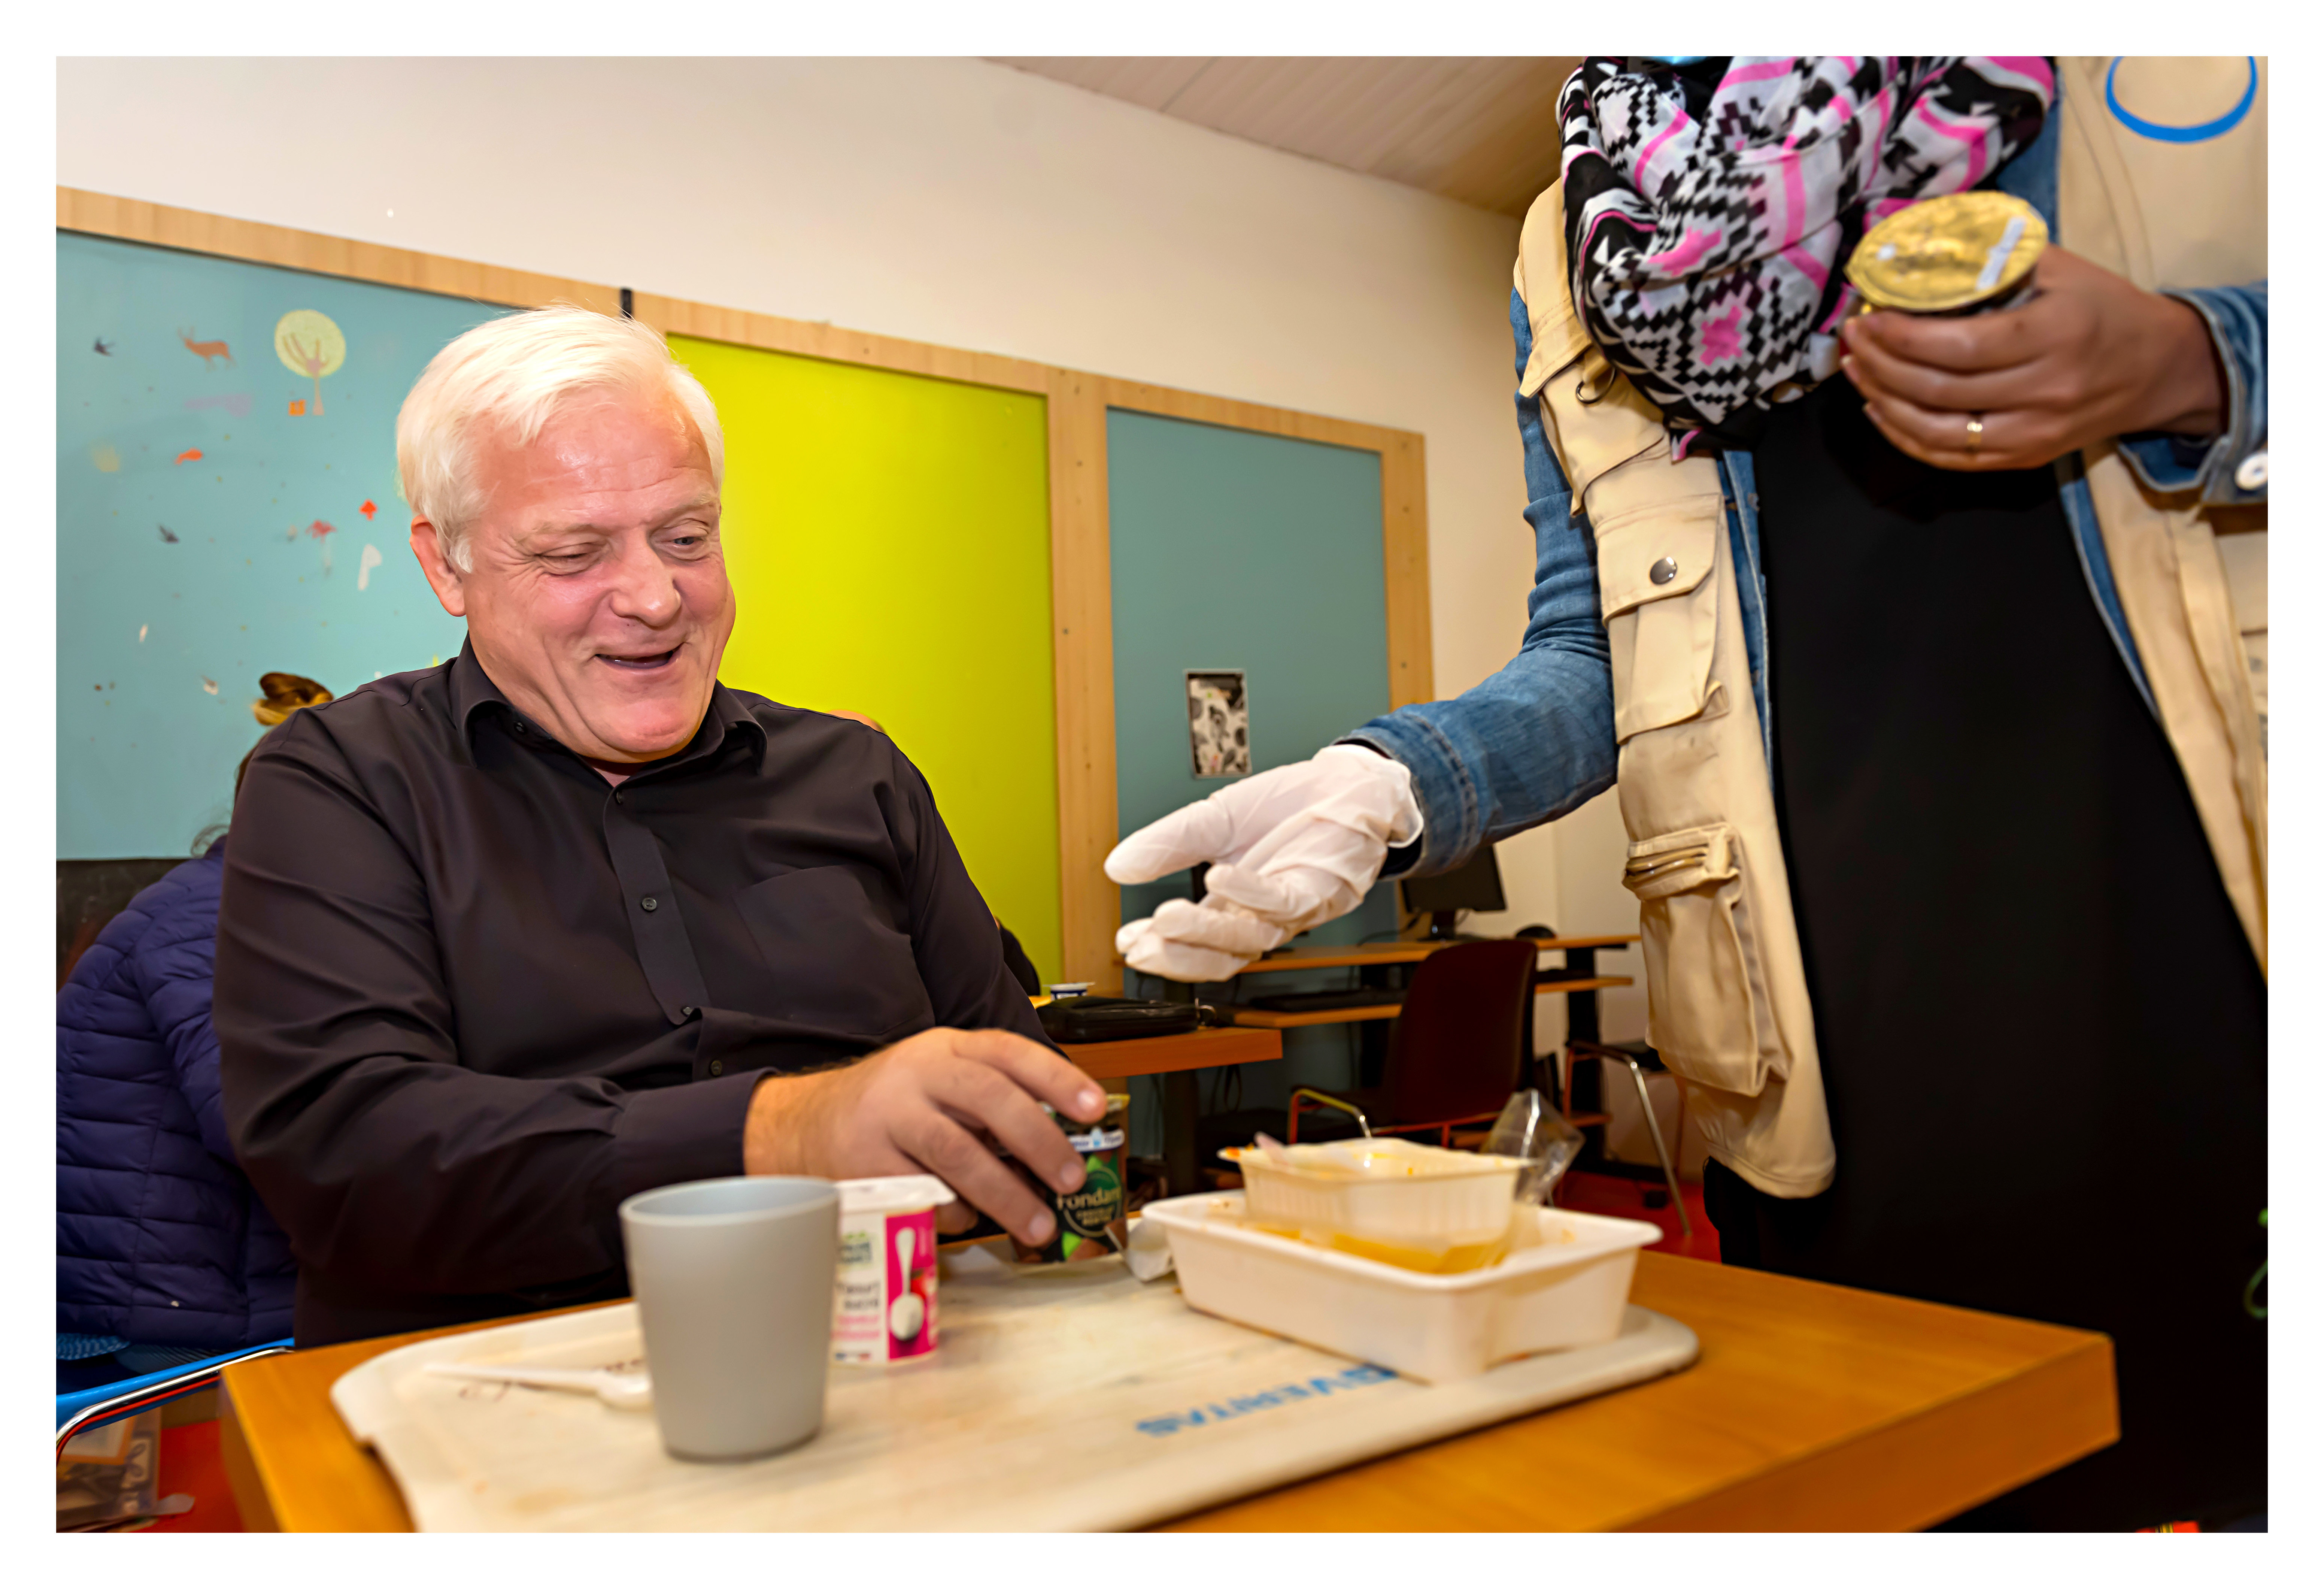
[214,645,1049,1346]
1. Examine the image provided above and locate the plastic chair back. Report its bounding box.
[1381,938,1539,1125]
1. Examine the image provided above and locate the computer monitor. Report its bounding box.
[1399,845,1506,940]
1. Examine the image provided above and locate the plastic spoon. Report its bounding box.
[1252,1133,1293,1168]
[425,1362,653,1411]
[888,1228,923,1340]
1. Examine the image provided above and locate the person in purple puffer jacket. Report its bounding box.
[56,678,331,1383]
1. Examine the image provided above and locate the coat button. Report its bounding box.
[2235,451,2268,491]
[681,1005,697,1019]
[641,896,659,912]
[708,1059,724,1077]
[1650,556,1679,585]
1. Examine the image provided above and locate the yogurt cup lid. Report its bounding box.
[835,1174,958,1214]
[1846,191,2048,314]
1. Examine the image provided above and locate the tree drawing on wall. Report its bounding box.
[274,310,347,417]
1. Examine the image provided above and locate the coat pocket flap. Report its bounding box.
[1592,493,1724,621]
[1622,824,1736,901]
[1519,297,1595,400]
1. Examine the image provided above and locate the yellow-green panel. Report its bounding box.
[671,335,1062,982]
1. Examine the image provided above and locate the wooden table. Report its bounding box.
[1217,935,1638,1159]
[217,1250,2115,1532]
[1219,934,1638,1035]
[1217,977,1634,1029]
[1058,1026,1282,1195]
[1057,1025,1280,1079]
[1234,935,1641,973]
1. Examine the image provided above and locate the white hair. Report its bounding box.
[395,305,725,572]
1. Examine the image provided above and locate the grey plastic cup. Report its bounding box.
[619,1176,839,1461]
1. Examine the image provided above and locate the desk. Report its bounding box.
[1222,935,1638,1068]
[1219,977,1633,1029]
[1233,934,1639,974]
[216,1251,2117,1532]
[1059,1027,1282,1196]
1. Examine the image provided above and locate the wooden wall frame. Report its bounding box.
[57,187,1433,988]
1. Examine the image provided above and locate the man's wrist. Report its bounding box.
[741,1072,817,1177]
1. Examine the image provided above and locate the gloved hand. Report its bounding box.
[1106,744,1424,983]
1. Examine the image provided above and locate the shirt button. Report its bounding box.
[708,1059,724,1076]
[641,896,659,912]
[2235,451,2268,491]
[1650,556,1678,585]
[613,792,625,804]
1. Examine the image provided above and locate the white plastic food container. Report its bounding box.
[1222,1137,1529,1272]
[1140,1191,1662,1383]
[831,1175,955,1366]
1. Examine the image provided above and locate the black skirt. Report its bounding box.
[1705,378,2267,1529]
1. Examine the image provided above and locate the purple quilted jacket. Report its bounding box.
[57,845,294,1350]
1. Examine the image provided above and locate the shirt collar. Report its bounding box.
[451,641,765,775]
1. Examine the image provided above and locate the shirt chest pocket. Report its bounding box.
[734,867,932,1039]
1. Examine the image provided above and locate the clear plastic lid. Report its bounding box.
[834,1174,958,1215]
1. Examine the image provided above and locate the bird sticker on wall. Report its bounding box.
[157,524,179,544]
[357,543,384,590]
[275,310,346,417]
[185,393,253,420]
[359,498,378,521]
[93,337,113,356]
[179,328,234,368]
[173,448,204,466]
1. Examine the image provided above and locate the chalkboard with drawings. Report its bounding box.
[56,231,512,858]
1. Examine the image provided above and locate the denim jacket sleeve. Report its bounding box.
[1341,289,1618,876]
[2119,279,2267,506]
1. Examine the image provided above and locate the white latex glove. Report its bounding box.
[1107,744,1423,983]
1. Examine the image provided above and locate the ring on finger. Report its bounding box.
[1964,412,1985,457]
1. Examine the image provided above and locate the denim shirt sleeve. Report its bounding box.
[2119,280,2267,506]
[1340,288,1618,877]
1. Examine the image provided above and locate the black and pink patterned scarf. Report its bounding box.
[1558,57,2054,455]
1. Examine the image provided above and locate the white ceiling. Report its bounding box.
[990,58,1583,218]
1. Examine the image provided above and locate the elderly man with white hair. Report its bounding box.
[215,307,1099,1346]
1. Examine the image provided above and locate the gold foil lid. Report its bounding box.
[1846,192,2048,314]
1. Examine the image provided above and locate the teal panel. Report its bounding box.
[1106,409,1401,1145]
[1107,409,1392,847]
[57,233,500,857]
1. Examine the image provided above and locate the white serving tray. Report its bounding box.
[1143,1193,1663,1382]
[332,1243,1697,1531]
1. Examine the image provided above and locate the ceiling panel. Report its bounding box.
[991,57,1582,218]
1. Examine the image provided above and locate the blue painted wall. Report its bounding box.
[57,233,500,857]
[1105,409,1401,1142]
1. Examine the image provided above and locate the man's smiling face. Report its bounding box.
[412,387,734,769]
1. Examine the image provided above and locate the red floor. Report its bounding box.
[1555,1169,1719,1262]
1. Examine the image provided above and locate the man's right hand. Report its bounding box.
[1105,744,1423,983]
[743,1028,1104,1245]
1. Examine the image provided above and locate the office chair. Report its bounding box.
[1563,1038,1692,1237]
[1287,938,1539,1147]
